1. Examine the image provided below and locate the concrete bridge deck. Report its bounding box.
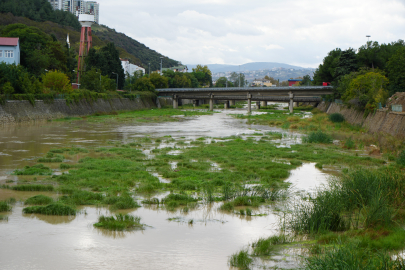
[156,86,333,112]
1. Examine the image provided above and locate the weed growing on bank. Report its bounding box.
[93,214,144,231]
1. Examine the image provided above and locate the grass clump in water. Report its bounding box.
[13,164,52,175]
[252,235,290,256]
[25,195,54,205]
[0,201,12,212]
[329,113,345,123]
[229,249,252,270]
[94,214,144,231]
[103,195,140,210]
[23,203,76,216]
[305,242,402,270]
[303,130,332,144]
[163,193,198,208]
[59,190,103,205]
[12,184,54,192]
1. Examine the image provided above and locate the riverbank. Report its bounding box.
[318,101,405,137]
[0,97,172,125]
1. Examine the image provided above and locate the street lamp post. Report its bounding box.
[160,57,164,75]
[112,72,118,90]
[239,65,241,88]
[366,35,371,42]
[148,63,150,76]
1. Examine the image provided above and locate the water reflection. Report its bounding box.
[23,213,76,225]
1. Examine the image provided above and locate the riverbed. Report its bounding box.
[0,108,330,270]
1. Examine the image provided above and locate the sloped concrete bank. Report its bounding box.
[0,97,172,125]
[318,101,405,136]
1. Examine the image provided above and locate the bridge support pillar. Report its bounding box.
[247,94,252,113]
[173,95,178,109]
[209,94,214,111]
[289,91,294,113]
[261,101,267,107]
[224,101,229,109]
[229,100,235,106]
[256,101,261,109]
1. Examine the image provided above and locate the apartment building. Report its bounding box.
[48,0,100,24]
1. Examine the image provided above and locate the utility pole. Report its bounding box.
[148,63,150,76]
[160,57,164,75]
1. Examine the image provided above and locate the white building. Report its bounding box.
[47,0,100,24]
[121,59,145,78]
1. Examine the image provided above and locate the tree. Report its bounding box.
[80,68,114,92]
[1,82,14,95]
[300,75,312,86]
[334,48,358,82]
[0,62,42,94]
[133,77,155,92]
[342,71,389,112]
[149,73,169,89]
[312,48,341,85]
[386,47,405,95]
[230,72,246,87]
[215,77,232,87]
[42,70,72,93]
[85,43,125,89]
[192,65,212,87]
[264,76,279,86]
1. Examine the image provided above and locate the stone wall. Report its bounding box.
[318,101,405,136]
[0,97,172,125]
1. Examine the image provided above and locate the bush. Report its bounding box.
[329,113,345,123]
[303,130,332,144]
[396,150,405,167]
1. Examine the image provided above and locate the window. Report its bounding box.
[0,50,2,58]
[5,50,14,58]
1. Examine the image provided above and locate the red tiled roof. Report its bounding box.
[0,37,19,46]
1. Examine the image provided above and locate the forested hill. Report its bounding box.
[92,24,179,71]
[0,0,81,30]
[0,0,179,71]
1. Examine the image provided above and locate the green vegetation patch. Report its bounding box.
[25,195,54,205]
[23,203,76,216]
[303,130,333,144]
[229,249,252,270]
[252,235,291,256]
[103,194,141,210]
[94,214,144,231]
[329,113,345,123]
[13,164,52,175]
[11,184,54,192]
[59,190,103,205]
[0,201,12,212]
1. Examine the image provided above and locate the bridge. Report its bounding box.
[156,86,333,112]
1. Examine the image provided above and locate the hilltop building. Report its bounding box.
[47,0,100,24]
[253,78,272,87]
[121,59,145,77]
[162,65,188,73]
[0,37,20,65]
[288,79,302,86]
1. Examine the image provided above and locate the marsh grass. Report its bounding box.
[13,164,52,175]
[163,193,197,209]
[94,214,144,231]
[0,201,11,212]
[103,195,140,210]
[11,184,54,192]
[229,249,252,270]
[23,203,76,215]
[305,242,402,270]
[252,234,290,256]
[59,190,103,205]
[25,195,54,205]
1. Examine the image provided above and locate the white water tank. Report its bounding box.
[79,14,94,27]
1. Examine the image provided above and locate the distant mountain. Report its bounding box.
[187,62,310,73]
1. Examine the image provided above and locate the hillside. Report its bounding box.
[0,13,179,71]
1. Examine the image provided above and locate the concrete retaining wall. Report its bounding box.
[318,101,405,136]
[0,97,172,125]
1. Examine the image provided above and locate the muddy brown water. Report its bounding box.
[0,108,329,270]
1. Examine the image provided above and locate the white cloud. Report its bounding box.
[95,0,405,68]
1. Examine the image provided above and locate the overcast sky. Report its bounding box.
[95,0,405,68]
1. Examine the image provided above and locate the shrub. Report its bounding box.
[303,130,332,144]
[329,113,345,123]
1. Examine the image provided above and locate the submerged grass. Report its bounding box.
[229,249,253,270]
[13,164,52,175]
[23,203,76,216]
[94,214,144,231]
[252,234,290,256]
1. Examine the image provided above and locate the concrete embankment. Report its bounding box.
[318,101,405,136]
[0,97,172,125]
